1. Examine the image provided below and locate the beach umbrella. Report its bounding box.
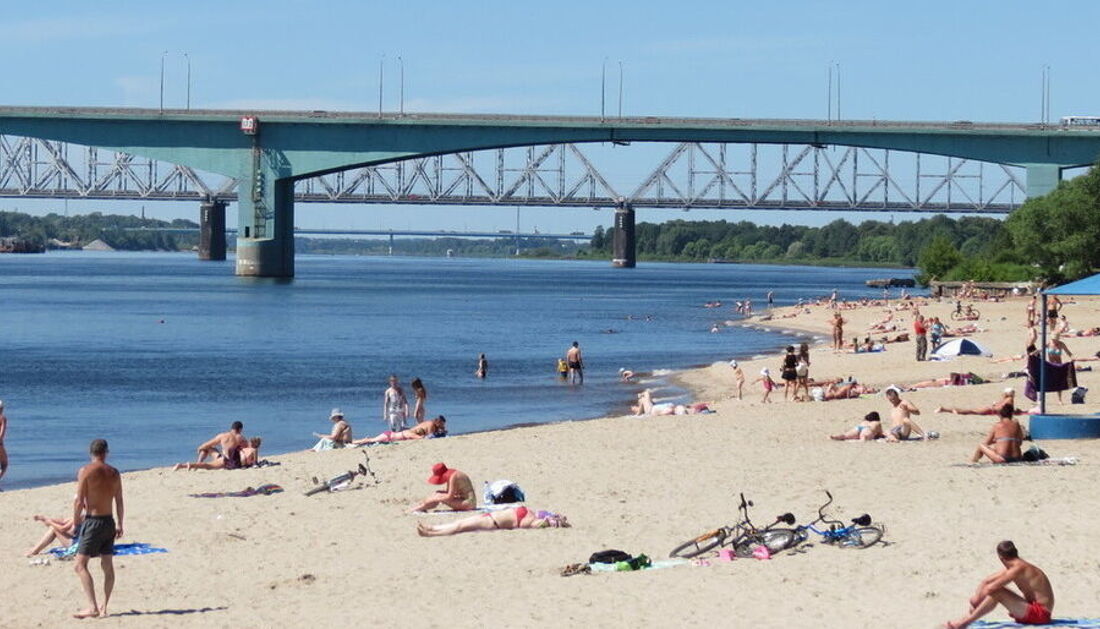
[932,338,993,358]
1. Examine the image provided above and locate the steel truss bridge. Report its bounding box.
[0,135,1026,214]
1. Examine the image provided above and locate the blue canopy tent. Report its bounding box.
[1032,273,1100,439]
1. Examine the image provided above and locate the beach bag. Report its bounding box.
[589,549,632,564]
[483,480,526,504]
[1071,387,1088,404]
[1022,445,1049,462]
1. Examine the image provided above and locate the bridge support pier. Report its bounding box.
[612,203,636,268]
[1025,164,1062,198]
[198,199,227,261]
[236,178,295,278]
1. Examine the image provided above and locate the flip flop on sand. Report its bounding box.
[560,563,591,577]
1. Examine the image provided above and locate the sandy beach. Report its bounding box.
[3,295,1100,628]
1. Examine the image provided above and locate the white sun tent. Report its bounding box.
[932,338,993,358]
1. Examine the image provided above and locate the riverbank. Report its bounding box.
[4,295,1100,627]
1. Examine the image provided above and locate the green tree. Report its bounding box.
[917,235,963,283]
[1005,164,1100,281]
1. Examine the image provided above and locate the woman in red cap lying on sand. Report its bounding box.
[417,507,570,537]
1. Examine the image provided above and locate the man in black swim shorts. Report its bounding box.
[71,439,124,619]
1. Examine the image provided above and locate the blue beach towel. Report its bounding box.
[973,619,1100,628]
[47,542,168,560]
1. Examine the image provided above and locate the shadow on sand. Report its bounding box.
[111,606,228,617]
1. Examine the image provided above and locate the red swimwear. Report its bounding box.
[514,506,529,522]
[1012,601,1052,625]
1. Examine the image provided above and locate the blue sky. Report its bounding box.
[2,1,1097,234]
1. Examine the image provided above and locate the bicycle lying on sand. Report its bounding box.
[785,491,884,549]
[304,450,379,496]
[669,493,799,559]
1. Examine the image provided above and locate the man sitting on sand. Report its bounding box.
[176,434,261,471]
[195,421,247,468]
[883,387,929,441]
[312,408,352,451]
[944,540,1053,628]
[417,506,569,536]
[353,416,447,445]
[407,462,476,513]
[970,405,1025,464]
[830,412,885,441]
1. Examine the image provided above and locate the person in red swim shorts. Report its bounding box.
[944,540,1054,628]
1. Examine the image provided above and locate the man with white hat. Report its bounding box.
[312,408,352,451]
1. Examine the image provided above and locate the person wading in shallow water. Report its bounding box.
[566,342,583,385]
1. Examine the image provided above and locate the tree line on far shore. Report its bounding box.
[587,162,1100,285]
[0,211,196,251]
[4,162,1097,285]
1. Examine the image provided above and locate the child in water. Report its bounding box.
[556,358,568,380]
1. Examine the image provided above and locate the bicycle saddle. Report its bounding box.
[851,514,872,526]
[778,513,796,525]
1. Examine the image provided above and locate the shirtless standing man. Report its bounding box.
[944,540,1054,628]
[71,439,124,619]
[566,341,584,385]
[195,421,246,466]
[831,313,846,351]
[0,400,8,485]
[884,387,929,441]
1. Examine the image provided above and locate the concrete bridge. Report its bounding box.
[1,106,1097,277]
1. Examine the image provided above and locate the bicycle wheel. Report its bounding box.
[669,529,726,558]
[840,526,883,548]
[950,311,963,321]
[731,529,798,557]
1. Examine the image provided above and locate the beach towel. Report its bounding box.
[417,504,515,515]
[1025,356,1077,401]
[588,558,689,572]
[47,542,168,560]
[189,483,284,498]
[972,618,1100,628]
[312,438,344,452]
[951,457,1078,468]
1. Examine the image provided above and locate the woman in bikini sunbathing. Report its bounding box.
[970,404,1025,464]
[353,416,447,445]
[829,412,885,441]
[416,507,570,537]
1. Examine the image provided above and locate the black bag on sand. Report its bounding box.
[589,549,632,564]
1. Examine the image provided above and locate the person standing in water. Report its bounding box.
[0,400,8,485]
[383,375,410,432]
[410,378,427,421]
[475,354,488,379]
[566,341,584,385]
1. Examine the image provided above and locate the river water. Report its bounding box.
[0,251,913,489]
